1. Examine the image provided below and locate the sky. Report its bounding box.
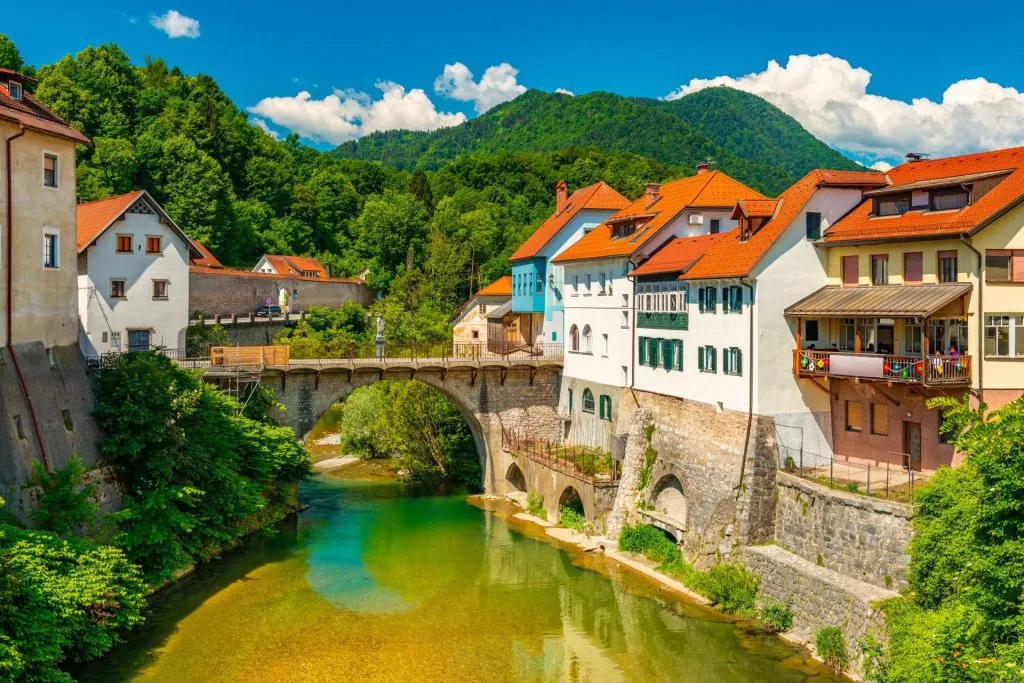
[7,1,1024,168]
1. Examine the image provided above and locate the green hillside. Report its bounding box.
[335,88,859,195]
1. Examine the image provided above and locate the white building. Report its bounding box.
[551,167,766,447]
[631,170,887,461]
[77,190,200,354]
[253,254,327,278]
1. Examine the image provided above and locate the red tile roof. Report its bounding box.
[190,265,366,284]
[476,275,512,297]
[629,233,724,276]
[510,182,629,262]
[552,171,765,264]
[191,241,223,268]
[261,254,328,278]
[0,71,90,145]
[733,199,779,219]
[683,169,884,281]
[76,191,145,251]
[824,147,1024,244]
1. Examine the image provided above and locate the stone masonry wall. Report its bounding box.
[189,270,375,317]
[775,471,913,590]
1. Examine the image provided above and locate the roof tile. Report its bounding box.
[510,182,629,261]
[76,191,145,251]
[476,275,512,297]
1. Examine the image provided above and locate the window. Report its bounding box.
[871,403,889,436]
[871,255,889,285]
[710,218,721,234]
[842,256,859,286]
[599,395,612,420]
[598,272,607,295]
[478,303,486,314]
[985,250,1024,282]
[621,311,629,328]
[672,340,683,370]
[569,324,579,352]
[568,389,573,413]
[9,80,23,100]
[905,320,923,354]
[602,333,609,356]
[931,189,969,211]
[146,236,162,254]
[904,252,923,284]
[116,235,133,253]
[585,274,592,293]
[845,401,862,432]
[876,196,909,216]
[661,339,673,369]
[471,330,479,339]
[723,347,742,375]
[43,153,58,188]
[572,274,579,295]
[647,337,659,368]
[838,318,856,351]
[109,332,121,350]
[938,251,958,283]
[152,280,168,299]
[582,325,593,353]
[582,389,595,413]
[722,285,742,313]
[984,315,1024,357]
[110,279,126,298]
[698,286,717,313]
[697,345,717,373]
[638,336,647,365]
[42,231,59,269]
[805,212,822,240]
[805,320,819,342]
[552,331,557,342]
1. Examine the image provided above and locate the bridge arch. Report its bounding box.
[505,462,527,493]
[651,474,687,525]
[557,485,588,519]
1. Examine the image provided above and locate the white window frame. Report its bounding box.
[9,80,23,101]
[985,314,1024,358]
[42,150,60,189]
[152,279,169,300]
[110,278,127,300]
[41,227,60,270]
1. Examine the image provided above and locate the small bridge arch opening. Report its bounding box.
[651,474,687,526]
[505,462,527,493]
[558,485,586,517]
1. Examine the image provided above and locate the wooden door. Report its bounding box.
[903,421,922,471]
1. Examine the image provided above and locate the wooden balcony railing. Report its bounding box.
[795,350,972,386]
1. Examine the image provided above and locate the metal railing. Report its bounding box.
[795,349,971,386]
[501,427,621,485]
[777,445,930,503]
[287,341,564,363]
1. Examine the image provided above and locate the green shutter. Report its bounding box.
[722,287,730,313]
[648,338,659,367]
[724,348,732,374]
[698,346,705,371]
[710,346,717,373]
[661,339,671,369]
[698,287,706,312]
[709,288,717,311]
[735,348,743,376]
[639,336,647,365]
[568,389,573,412]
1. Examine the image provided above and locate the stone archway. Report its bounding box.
[558,485,586,517]
[651,474,687,528]
[505,462,527,493]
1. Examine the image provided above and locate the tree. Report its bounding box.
[30,456,100,538]
[407,170,434,214]
[354,190,429,291]
[0,34,23,72]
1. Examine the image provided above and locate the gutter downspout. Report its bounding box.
[627,258,638,406]
[736,280,755,499]
[5,124,50,471]
[960,234,983,404]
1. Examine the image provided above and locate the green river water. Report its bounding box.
[76,467,835,682]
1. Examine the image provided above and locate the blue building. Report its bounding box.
[508,181,629,347]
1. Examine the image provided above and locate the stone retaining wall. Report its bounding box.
[774,471,913,590]
[189,269,375,317]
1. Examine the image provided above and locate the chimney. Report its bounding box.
[645,183,660,207]
[555,180,569,211]
[696,161,711,175]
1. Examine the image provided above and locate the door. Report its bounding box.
[127,329,151,352]
[877,325,894,353]
[903,421,922,471]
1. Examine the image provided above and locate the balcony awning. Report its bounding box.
[785,283,972,318]
[486,300,514,321]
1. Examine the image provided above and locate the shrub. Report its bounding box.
[755,599,793,633]
[526,491,545,520]
[690,563,759,614]
[816,626,849,673]
[618,524,680,566]
[559,505,586,532]
[30,455,100,537]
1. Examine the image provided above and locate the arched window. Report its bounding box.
[569,324,580,352]
[582,325,593,354]
[582,389,595,413]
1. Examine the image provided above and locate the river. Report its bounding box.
[76,467,835,682]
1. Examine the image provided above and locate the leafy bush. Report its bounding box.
[526,491,546,520]
[30,455,100,537]
[755,599,793,633]
[816,626,849,673]
[559,505,586,532]
[618,524,680,565]
[689,563,759,615]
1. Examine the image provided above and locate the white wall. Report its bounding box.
[79,210,191,355]
[562,257,634,387]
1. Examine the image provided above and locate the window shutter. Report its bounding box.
[710,346,717,373]
[662,339,672,369]
[698,346,705,371]
[639,336,647,365]
[842,256,859,286]
[904,252,923,284]
[721,287,730,313]
[674,340,683,370]
[698,287,706,312]
[735,348,743,376]
[649,338,659,368]
[1013,250,1024,282]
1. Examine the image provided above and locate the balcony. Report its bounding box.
[637,311,688,330]
[794,349,972,386]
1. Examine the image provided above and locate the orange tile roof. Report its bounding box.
[191,241,223,268]
[814,170,889,187]
[476,275,512,297]
[76,191,145,251]
[824,147,1024,244]
[683,169,884,281]
[0,70,90,145]
[552,171,765,264]
[261,254,328,277]
[629,233,724,276]
[733,199,779,219]
[510,182,629,262]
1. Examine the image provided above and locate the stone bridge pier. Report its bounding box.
[261,364,563,495]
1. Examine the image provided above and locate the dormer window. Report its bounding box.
[8,81,22,101]
[931,188,969,211]
[612,221,636,239]
[875,195,910,217]
[739,217,751,242]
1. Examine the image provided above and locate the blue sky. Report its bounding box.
[7,1,1024,167]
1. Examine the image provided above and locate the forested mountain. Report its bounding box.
[335,89,859,194]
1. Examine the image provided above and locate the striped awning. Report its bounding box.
[785,283,972,318]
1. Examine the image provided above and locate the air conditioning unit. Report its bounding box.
[689,213,704,225]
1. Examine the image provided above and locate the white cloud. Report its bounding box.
[666,54,1024,165]
[555,88,575,96]
[151,10,200,38]
[434,62,526,114]
[251,118,280,140]
[870,161,893,172]
[248,82,467,145]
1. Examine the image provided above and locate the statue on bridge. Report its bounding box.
[375,314,385,359]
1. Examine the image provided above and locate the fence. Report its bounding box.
[795,349,971,386]
[210,345,290,367]
[287,341,564,362]
[501,427,621,485]
[775,443,930,503]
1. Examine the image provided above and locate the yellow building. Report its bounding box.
[786,147,1024,470]
[0,68,89,348]
[450,275,513,353]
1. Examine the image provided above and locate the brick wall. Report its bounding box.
[189,270,375,317]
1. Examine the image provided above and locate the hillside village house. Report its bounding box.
[253,253,328,278]
[552,166,765,448]
[787,146,1024,471]
[450,275,512,350]
[0,67,90,349]
[77,190,201,354]
[508,181,628,350]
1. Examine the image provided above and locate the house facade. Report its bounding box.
[552,167,766,448]
[450,275,512,350]
[0,68,90,348]
[253,254,328,278]
[77,190,200,355]
[508,180,628,349]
